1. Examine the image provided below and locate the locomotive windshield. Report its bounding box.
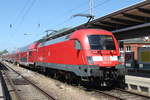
[88,35,116,50]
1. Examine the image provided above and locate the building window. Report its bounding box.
[126,46,131,51]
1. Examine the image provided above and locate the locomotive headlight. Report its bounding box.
[87,56,94,64]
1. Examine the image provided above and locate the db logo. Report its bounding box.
[103,56,110,61]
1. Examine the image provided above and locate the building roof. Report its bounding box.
[88,1,150,31]
[124,37,150,44]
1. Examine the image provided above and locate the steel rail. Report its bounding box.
[116,88,150,99]
[95,88,150,100]
[94,90,124,100]
[2,62,57,100]
[0,69,12,100]
[1,67,24,100]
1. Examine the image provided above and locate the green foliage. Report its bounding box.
[0,49,8,55]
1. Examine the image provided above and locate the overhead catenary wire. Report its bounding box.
[18,0,37,26]
[12,0,87,41]
[11,0,33,28]
[8,0,37,49]
[34,0,111,40]
[15,0,37,38]
[51,0,111,28]
[14,0,111,41]
[19,0,111,42]
[49,0,88,28]
[34,0,89,40]
[10,0,38,47]
[60,0,88,16]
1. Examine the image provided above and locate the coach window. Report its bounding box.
[75,40,82,50]
[16,54,19,57]
[29,51,32,56]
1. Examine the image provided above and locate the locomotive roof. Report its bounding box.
[38,34,70,47]
[36,28,113,44]
[37,28,113,47]
[36,27,73,43]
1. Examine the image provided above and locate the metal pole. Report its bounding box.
[89,0,93,15]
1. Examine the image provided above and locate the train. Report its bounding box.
[2,29,125,87]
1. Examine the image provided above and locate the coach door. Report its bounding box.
[37,42,45,62]
[42,43,46,62]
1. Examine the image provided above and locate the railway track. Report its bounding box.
[0,62,56,100]
[2,61,150,100]
[95,88,150,100]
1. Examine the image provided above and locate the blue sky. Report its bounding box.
[0,0,144,52]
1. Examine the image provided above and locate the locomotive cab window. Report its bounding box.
[88,35,116,50]
[74,40,82,50]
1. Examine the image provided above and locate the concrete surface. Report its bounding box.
[125,75,150,93]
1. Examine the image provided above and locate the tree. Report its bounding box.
[0,49,8,55]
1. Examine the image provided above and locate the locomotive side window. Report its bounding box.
[75,40,82,50]
[88,35,116,50]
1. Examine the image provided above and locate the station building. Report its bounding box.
[123,37,150,69]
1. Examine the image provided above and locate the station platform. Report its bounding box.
[126,68,150,78]
[0,63,8,100]
[125,75,150,94]
[0,76,4,100]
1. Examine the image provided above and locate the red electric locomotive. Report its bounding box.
[35,29,125,86]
